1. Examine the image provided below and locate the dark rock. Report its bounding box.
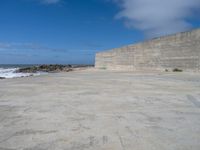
[173,68,183,72]
[15,64,73,73]
[0,77,6,79]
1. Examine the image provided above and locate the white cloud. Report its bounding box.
[0,42,66,52]
[113,0,200,37]
[39,0,61,4]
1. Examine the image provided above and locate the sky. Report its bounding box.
[0,0,200,64]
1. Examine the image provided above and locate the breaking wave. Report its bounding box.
[0,68,43,79]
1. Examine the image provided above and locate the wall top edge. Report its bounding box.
[96,28,200,54]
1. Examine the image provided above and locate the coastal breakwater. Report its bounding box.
[95,28,200,72]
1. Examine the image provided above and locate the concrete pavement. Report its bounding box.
[0,70,200,150]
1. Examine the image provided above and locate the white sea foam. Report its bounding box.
[0,68,43,79]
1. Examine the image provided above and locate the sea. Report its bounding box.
[0,64,45,79]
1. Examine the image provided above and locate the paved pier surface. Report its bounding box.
[0,70,200,150]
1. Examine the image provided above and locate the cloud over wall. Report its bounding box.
[114,0,200,37]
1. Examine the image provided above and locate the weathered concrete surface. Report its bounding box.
[0,70,200,150]
[96,28,200,72]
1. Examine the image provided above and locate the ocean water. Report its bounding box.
[0,64,45,79]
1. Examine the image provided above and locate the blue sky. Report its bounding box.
[0,0,199,64]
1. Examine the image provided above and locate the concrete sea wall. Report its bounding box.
[95,29,200,72]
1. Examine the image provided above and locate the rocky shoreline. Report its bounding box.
[0,65,93,79]
[15,64,93,73]
[15,64,72,73]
